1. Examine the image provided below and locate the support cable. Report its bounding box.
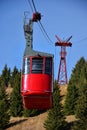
[39,21,54,45]
[74,37,87,44]
[32,0,37,12]
[27,0,34,13]
[27,0,54,46]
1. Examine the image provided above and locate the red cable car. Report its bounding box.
[21,16,53,109]
[21,50,53,109]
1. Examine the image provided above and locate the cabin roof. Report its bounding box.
[24,47,53,57]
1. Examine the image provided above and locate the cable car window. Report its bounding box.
[32,58,43,73]
[22,58,30,74]
[45,58,52,75]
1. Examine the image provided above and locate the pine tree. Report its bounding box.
[64,83,78,115]
[10,66,19,87]
[73,63,87,130]
[23,109,43,117]
[10,72,23,117]
[64,57,86,115]
[44,83,68,130]
[1,64,11,87]
[0,81,10,129]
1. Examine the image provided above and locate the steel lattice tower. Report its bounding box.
[55,35,72,84]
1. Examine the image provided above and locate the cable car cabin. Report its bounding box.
[21,49,53,109]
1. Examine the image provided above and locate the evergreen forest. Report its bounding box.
[0,56,87,130]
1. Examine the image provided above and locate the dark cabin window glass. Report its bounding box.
[22,57,30,74]
[45,58,52,75]
[32,58,43,73]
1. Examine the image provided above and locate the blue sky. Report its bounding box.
[0,0,87,80]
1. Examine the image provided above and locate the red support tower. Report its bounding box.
[55,35,72,85]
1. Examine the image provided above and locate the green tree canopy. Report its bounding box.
[10,72,23,117]
[64,57,86,115]
[1,64,11,87]
[0,81,10,129]
[73,62,87,130]
[44,83,68,130]
[10,66,19,87]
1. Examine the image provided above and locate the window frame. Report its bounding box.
[22,56,53,75]
[45,57,52,75]
[22,57,30,74]
[32,57,43,74]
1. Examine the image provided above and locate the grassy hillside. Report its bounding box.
[6,112,47,130]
